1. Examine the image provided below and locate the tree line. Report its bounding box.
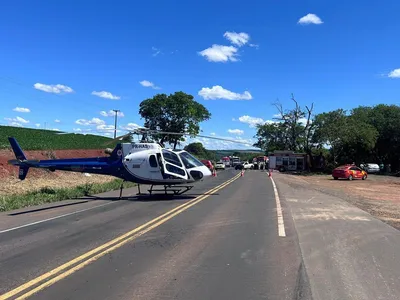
[137,91,400,173]
[254,95,400,172]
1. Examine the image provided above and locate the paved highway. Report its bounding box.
[0,169,308,300]
[2,169,400,300]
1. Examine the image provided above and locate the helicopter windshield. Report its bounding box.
[179,151,204,169]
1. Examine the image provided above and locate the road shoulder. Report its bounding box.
[274,173,400,300]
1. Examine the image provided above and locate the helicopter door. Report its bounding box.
[161,149,188,180]
[148,154,162,180]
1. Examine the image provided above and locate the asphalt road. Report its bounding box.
[0,169,308,300]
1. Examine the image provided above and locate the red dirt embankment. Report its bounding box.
[0,149,104,178]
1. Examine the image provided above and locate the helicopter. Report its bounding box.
[7,128,256,197]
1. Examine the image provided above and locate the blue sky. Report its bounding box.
[1,0,400,150]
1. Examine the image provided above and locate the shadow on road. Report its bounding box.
[7,192,220,216]
[82,192,219,202]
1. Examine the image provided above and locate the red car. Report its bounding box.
[332,165,367,180]
[201,160,214,171]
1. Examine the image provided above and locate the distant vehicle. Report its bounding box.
[332,165,367,180]
[229,156,240,167]
[235,161,254,170]
[201,160,214,171]
[215,161,226,170]
[221,156,231,167]
[360,163,380,173]
[253,156,268,170]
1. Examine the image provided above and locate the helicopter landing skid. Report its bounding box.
[148,184,194,196]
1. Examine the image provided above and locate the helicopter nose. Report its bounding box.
[200,165,212,177]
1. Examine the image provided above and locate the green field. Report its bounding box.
[0,125,263,154]
[0,126,113,150]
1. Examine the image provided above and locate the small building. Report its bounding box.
[268,150,307,171]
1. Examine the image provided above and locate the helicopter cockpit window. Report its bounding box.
[149,155,158,168]
[179,151,204,169]
[166,164,186,176]
[162,150,183,167]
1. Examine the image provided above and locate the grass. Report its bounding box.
[0,125,116,150]
[0,179,135,212]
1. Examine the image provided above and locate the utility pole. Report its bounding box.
[112,109,120,138]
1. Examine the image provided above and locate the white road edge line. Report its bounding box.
[270,176,286,237]
[0,201,115,234]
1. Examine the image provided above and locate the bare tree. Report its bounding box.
[273,94,314,152]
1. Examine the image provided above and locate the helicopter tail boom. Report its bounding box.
[7,137,125,180]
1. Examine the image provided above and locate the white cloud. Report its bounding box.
[249,44,259,49]
[198,85,252,100]
[210,132,216,136]
[7,122,23,127]
[238,115,266,128]
[75,118,105,126]
[228,129,244,135]
[298,13,323,25]
[13,107,30,113]
[96,124,120,134]
[5,116,29,124]
[51,128,60,131]
[152,47,162,57]
[388,68,400,78]
[54,119,61,123]
[100,110,125,117]
[223,31,250,47]
[35,123,40,128]
[91,91,120,100]
[198,44,238,63]
[72,128,93,135]
[120,123,143,131]
[139,80,161,90]
[34,83,74,94]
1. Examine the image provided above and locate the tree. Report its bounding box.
[184,142,207,157]
[139,92,211,149]
[312,109,348,165]
[272,94,314,152]
[253,94,315,168]
[183,142,217,161]
[254,122,289,152]
[312,109,378,165]
[351,104,400,169]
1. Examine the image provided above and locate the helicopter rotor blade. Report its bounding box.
[141,130,256,147]
[104,127,259,148]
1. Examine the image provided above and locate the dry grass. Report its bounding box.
[0,171,115,196]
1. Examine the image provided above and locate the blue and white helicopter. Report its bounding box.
[7,128,252,196]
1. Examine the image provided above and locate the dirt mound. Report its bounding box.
[0,149,105,178]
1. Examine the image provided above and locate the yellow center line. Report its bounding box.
[1,173,241,300]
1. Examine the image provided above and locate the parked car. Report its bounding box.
[360,163,380,174]
[215,161,226,170]
[201,160,214,171]
[235,161,254,170]
[332,165,367,180]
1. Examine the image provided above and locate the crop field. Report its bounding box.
[0,126,114,150]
